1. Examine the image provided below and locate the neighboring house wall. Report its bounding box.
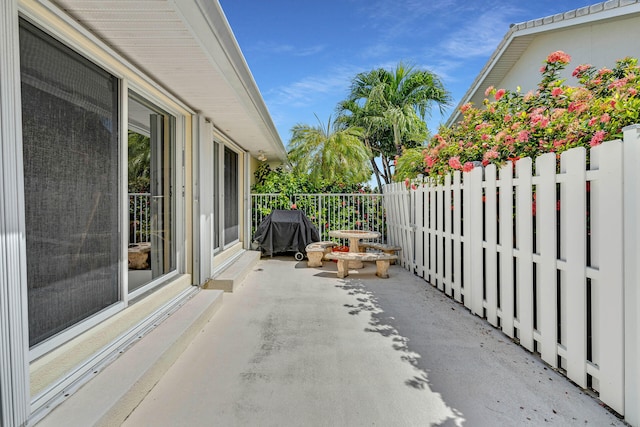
[499,15,640,94]
[449,2,640,125]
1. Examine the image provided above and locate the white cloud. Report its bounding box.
[265,66,359,108]
[250,41,326,57]
[439,8,523,59]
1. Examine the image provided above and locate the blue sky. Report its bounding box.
[219,0,595,147]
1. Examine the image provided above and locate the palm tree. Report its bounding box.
[336,99,389,190]
[340,62,451,184]
[287,115,372,187]
[128,130,151,193]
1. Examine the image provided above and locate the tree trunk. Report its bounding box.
[370,157,383,190]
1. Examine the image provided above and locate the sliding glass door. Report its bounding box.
[20,18,179,347]
[127,94,176,293]
[212,142,240,252]
[20,20,120,347]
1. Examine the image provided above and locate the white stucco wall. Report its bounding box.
[498,15,640,93]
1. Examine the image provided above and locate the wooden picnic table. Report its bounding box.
[328,229,380,268]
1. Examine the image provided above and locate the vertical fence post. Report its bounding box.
[561,147,588,388]
[624,124,640,427]
[484,164,498,326]
[516,158,535,351]
[436,182,445,291]
[465,167,484,315]
[499,163,515,338]
[429,181,437,286]
[444,175,453,296]
[452,172,463,302]
[591,138,624,415]
[536,153,558,368]
[415,184,425,278]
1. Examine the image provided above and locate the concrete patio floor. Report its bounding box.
[122,256,623,427]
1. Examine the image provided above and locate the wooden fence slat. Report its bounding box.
[436,185,445,291]
[484,165,498,326]
[430,184,437,287]
[467,167,484,316]
[452,172,463,302]
[592,140,625,414]
[444,175,453,296]
[415,186,425,277]
[561,147,588,388]
[516,158,535,351]
[535,152,558,367]
[623,124,640,427]
[499,164,515,338]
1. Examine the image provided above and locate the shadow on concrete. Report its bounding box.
[334,265,624,426]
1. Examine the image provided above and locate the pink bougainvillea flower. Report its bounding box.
[551,87,564,97]
[516,130,530,142]
[425,155,436,168]
[483,148,499,161]
[290,203,297,209]
[588,117,598,126]
[410,184,418,190]
[460,103,472,113]
[448,156,462,170]
[629,88,638,96]
[608,78,628,89]
[484,85,495,97]
[553,139,566,148]
[463,162,475,173]
[547,51,571,64]
[404,177,410,188]
[495,89,506,100]
[504,114,512,122]
[572,64,591,77]
[600,113,611,123]
[590,130,606,147]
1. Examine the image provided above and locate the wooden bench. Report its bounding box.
[358,242,401,264]
[305,241,337,267]
[324,252,397,279]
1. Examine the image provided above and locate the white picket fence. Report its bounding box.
[384,124,640,426]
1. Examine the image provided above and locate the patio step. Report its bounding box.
[204,250,261,292]
[35,287,224,427]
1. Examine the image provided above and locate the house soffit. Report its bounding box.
[48,0,287,162]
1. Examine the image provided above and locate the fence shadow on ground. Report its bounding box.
[333,268,623,426]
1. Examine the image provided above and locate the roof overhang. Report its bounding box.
[46,0,287,162]
[446,0,640,127]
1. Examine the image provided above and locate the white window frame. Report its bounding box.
[0,1,30,425]
[213,140,243,253]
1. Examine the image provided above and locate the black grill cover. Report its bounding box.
[253,209,320,256]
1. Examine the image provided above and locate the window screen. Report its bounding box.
[20,20,120,347]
